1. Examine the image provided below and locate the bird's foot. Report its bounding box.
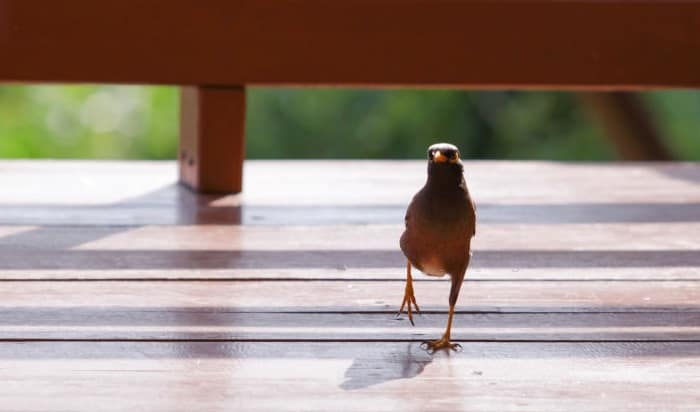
[421,336,462,353]
[395,287,421,326]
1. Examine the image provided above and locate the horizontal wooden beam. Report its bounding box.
[1,1,699,88]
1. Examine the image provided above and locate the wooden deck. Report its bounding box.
[0,160,699,411]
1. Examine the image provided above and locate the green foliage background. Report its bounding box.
[0,85,698,160]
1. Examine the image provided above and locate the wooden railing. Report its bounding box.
[1,1,699,192]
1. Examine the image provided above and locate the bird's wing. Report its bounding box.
[404,193,419,228]
[471,197,477,237]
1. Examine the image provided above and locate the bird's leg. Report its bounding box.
[422,304,461,352]
[423,271,465,352]
[396,261,421,326]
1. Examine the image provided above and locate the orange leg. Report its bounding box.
[396,261,421,326]
[422,304,461,352]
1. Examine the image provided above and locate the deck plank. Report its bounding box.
[5,223,700,252]
[0,160,699,410]
[0,311,698,342]
[2,267,700,281]
[0,161,698,214]
[1,249,699,271]
[1,222,700,280]
[0,342,699,412]
[0,281,697,313]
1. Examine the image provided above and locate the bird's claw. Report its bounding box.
[396,288,420,326]
[421,337,462,353]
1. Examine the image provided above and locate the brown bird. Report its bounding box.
[398,143,476,351]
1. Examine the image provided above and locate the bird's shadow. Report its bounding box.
[339,343,434,390]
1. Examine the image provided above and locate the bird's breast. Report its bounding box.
[416,255,449,277]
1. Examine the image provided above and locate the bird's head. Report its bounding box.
[427,143,461,165]
[426,143,464,187]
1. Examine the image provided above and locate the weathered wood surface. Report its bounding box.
[1,342,700,412]
[0,311,699,342]
[2,1,700,88]
[1,160,698,204]
[0,161,699,411]
[0,280,697,313]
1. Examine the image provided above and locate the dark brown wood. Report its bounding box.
[4,2,698,194]
[1,1,700,88]
[179,86,246,193]
[579,92,673,160]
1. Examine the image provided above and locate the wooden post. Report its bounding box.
[578,92,672,161]
[179,86,246,193]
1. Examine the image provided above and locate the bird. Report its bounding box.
[398,143,476,352]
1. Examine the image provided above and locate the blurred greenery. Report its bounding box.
[0,85,698,160]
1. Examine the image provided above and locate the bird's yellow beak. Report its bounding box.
[433,150,448,163]
[433,150,460,164]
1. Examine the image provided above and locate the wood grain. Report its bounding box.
[0,161,698,226]
[2,223,695,252]
[1,249,700,272]
[1,221,699,280]
[0,281,696,313]
[1,161,698,205]
[0,161,699,410]
[0,342,699,411]
[0,311,698,342]
[2,1,700,88]
[179,86,246,193]
[2,267,700,281]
